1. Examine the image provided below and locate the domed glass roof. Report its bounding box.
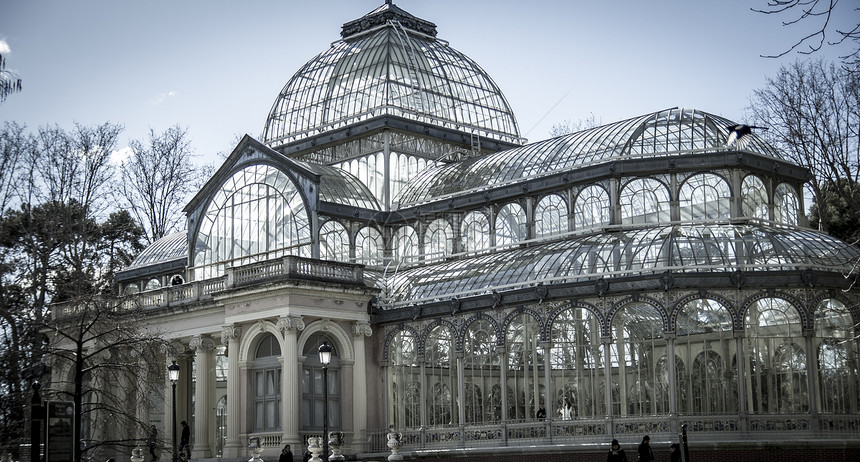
[262,2,521,147]
[394,108,783,206]
[374,222,860,306]
[127,231,187,269]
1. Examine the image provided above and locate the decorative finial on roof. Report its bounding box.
[341,2,437,39]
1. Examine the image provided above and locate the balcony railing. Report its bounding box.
[125,256,365,310]
[364,414,860,453]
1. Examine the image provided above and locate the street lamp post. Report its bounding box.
[168,361,180,462]
[318,342,332,462]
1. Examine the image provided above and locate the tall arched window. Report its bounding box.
[815,299,858,414]
[675,298,737,415]
[506,313,543,421]
[496,202,527,246]
[391,152,430,205]
[301,334,340,432]
[355,226,383,265]
[774,183,799,225]
[620,178,670,224]
[424,219,452,261]
[745,297,807,414]
[194,164,310,280]
[741,175,768,220]
[463,319,500,424]
[611,303,666,416]
[425,326,458,426]
[335,152,385,205]
[253,334,282,432]
[679,173,730,221]
[551,307,603,419]
[320,220,349,262]
[535,194,568,237]
[393,226,419,266]
[389,329,421,429]
[574,185,610,230]
[461,211,490,253]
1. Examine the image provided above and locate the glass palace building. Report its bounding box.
[105,2,859,460]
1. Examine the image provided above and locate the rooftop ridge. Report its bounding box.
[341,1,437,39]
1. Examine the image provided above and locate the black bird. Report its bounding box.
[726,124,767,147]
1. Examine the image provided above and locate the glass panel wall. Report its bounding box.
[551,307,603,419]
[506,313,543,421]
[745,297,807,414]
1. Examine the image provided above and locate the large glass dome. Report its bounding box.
[262,2,522,147]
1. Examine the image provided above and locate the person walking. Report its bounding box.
[637,435,654,462]
[607,439,628,462]
[179,421,191,458]
[669,443,681,462]
[279,444,293,462]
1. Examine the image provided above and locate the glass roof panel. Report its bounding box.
[394,108,785,207]
[127,231,187,269]
[372,223,859,307]
[294,161,381,210]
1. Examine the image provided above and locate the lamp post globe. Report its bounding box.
[318,342,332,462]
[168,361,180,462]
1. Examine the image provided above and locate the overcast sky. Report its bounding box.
[1,1,854,167]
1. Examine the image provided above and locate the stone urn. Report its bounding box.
[386,431,403,462]
[328,431,345,462]
[307,436,323,462]
[248,437,264,462]
[130,447,144,462]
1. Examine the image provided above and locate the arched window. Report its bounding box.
[679,173,730,221]
[535,194,568,237]
[145,278,161,291]
[675,298,737,415]
[320,220,349,262]
[194,164,310,280]
[301,334,340,432]
[611,303,666,416]
[815,299,858,414]
[550,307,603,419]
[253,333,282,432]
[496,202,526,246]
[393,226,419,266]
[506,313,543,422]
[620,178,670,224]
[425,326,458,426]
[741,175,768,220]
[461,211,490,253]
[574,185,610,230]
[463,319,500,424]
[745,297,807,414]
[774,183,799,225]
[424,219,452,260]
[389,330,420,429]
[355,226,383,266]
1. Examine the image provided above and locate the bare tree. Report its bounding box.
[46,294,168,462]
[753,0,860,70]
[0,52,22,103]
[549,113,602,137]
[747,59,860,241]
[119,125,201,244]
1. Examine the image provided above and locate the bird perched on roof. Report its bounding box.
[726,124,767,149]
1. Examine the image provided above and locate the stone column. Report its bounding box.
[278,316,305,447]
[353,322,372,450]
[221,325,243,458]
[190,335,216,459]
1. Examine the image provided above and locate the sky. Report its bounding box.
[1,1,855,168]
